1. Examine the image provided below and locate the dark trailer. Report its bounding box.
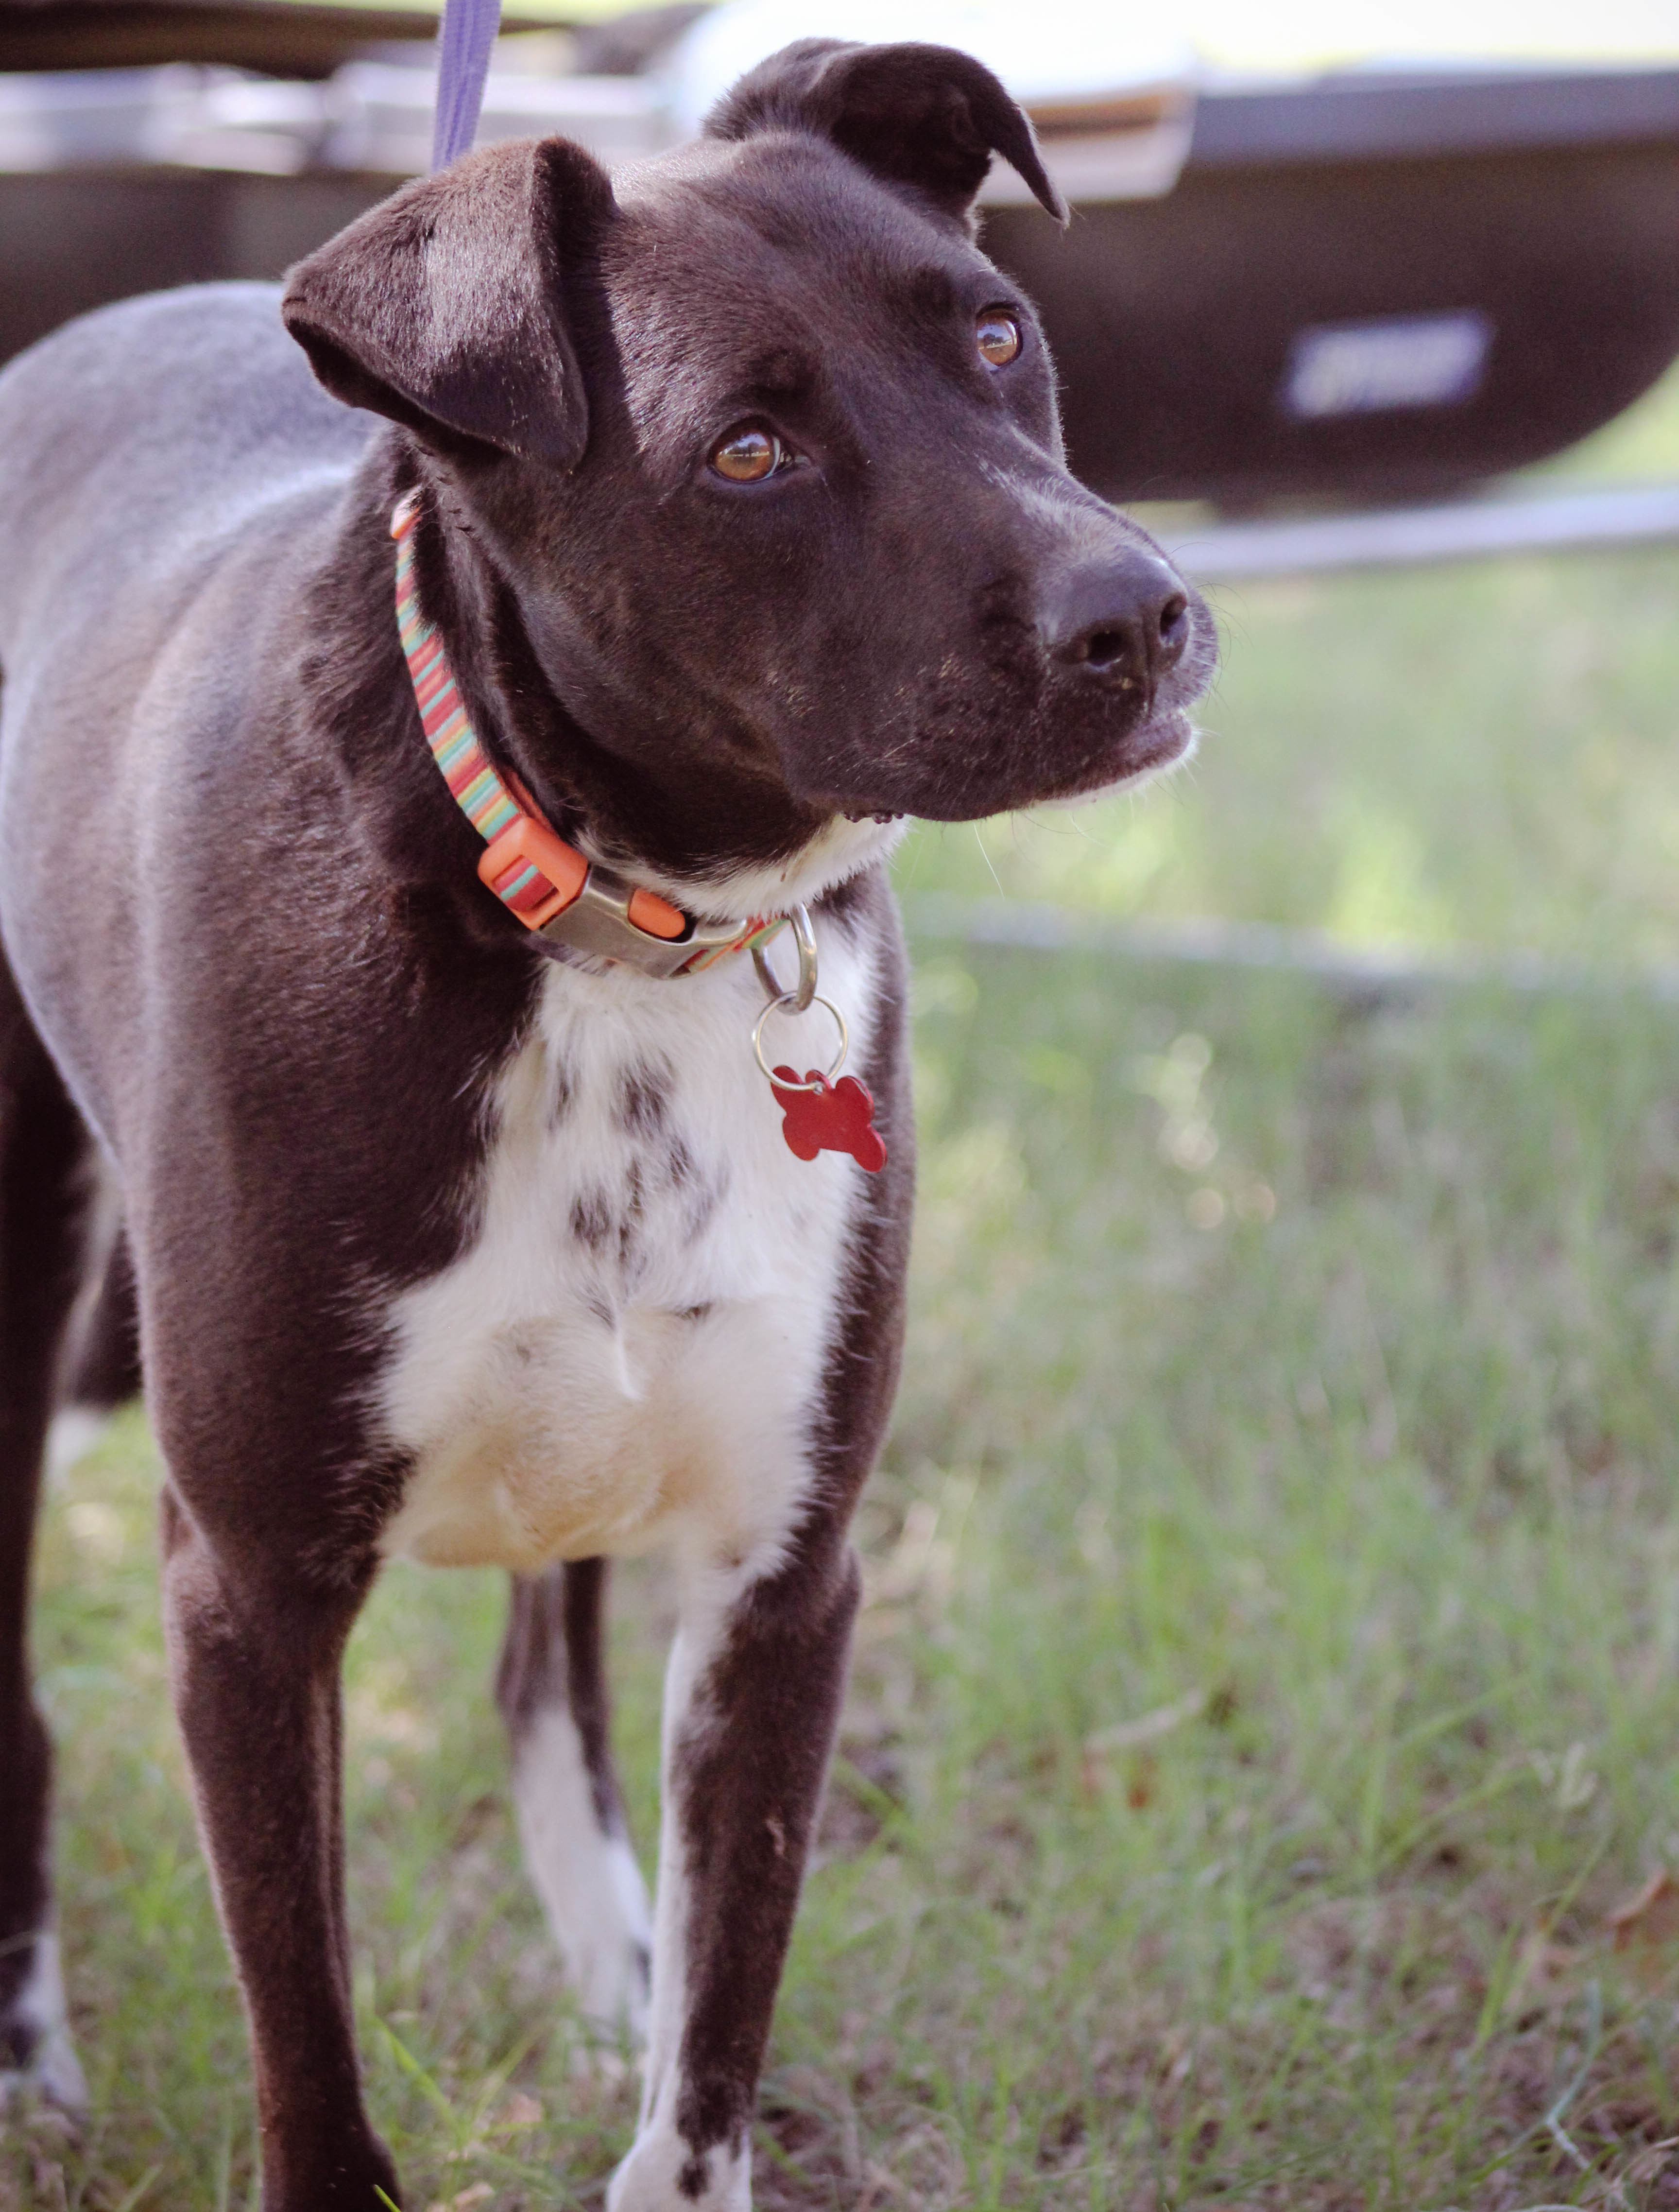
[984,61,1679,506]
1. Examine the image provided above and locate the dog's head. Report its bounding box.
[283,39,1215,915]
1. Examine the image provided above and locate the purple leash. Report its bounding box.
[431,0,504,169]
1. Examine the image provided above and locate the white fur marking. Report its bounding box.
[375,910,883,2212]
[377,933,875,1576]
[609,2127,751,2212]
[0,1933,87,2114]
[513,1707,652,2040]
[608,1600,751,2212]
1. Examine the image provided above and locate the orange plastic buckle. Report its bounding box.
[478,815,589,931]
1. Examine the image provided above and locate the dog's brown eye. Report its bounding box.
[977,312,1022,368]
[710,426,782,483]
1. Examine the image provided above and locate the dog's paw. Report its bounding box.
[0,1935,88,2119]
[607,2132,751,2212]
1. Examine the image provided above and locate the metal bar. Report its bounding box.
[901,891,1679,1005]
[1163,482,1679,582]
[1187,68,1679,169]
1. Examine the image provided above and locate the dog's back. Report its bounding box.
[0,284,381,1148]
[0,282,367,645]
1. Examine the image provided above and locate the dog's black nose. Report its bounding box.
[1043,555,1190,696]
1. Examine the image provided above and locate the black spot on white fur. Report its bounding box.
[617,1159,644,1278]
[617,1059,671,1139]
[570,1189,612,1252]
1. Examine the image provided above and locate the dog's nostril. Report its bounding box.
[1045,554,1190,685]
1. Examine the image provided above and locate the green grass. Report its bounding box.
[10,376,1679,2212]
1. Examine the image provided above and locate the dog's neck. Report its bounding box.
[394,489,798,979]
[401,471,909,938]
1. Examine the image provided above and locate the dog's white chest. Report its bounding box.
[376,946,872,1574]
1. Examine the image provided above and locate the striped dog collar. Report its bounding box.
[392,492,782,980]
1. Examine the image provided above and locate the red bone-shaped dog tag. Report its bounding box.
[771,1068,888,1172]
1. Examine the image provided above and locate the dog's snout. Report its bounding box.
[1043,555,1191,696]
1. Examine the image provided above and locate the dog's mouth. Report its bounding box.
[577,704,1194,929]
[817,696,1199,830]
[1041,703,1198,808]
[793,562,1213,828]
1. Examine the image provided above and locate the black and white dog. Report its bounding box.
[0,38,1213,2209]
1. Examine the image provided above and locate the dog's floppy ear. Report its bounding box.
[706,38,1066,227]
[282,136,614,466]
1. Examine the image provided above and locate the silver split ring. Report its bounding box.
[752,990,849,1091]
[753,901,817,1014]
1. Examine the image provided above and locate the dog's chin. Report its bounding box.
[580,714,1194,925]
[917,707,1199,826]
[1035,710,1199,813]
[622,810,911,926]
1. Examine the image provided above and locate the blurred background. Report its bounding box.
[12,3,1679,2208]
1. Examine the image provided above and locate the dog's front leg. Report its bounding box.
[609,1534,860,2212]
[159,1486,400,2211]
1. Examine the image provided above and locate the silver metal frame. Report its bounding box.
[536,857,756,979]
